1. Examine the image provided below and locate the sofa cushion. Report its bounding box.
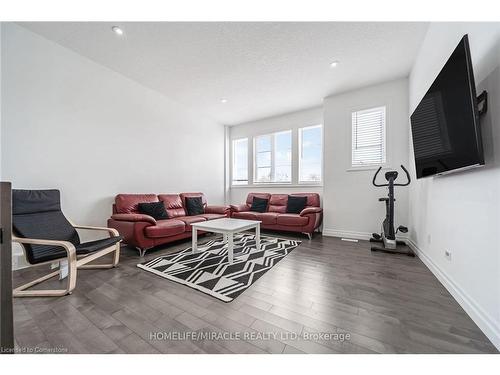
[255,212,279,225]
[115,194,158,214]
[245,193,271,206]
[276,213,309,226]
[175,215,207,230]
[290,193,320,207]
[185,196,204,216]
[138,201,169,220]
[158,194,186,218]
[205,205,230,215]
[180,193,207,208]
[201,213,226,221]
[230,204,249,213]
[144,219,185,238]
[250,197,268,213]
[286,195,308,214]
[232,211,259,220]
[268,194,288,213]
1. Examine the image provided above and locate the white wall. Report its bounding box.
[229,107,323,204]
[408,23,500,349]
[1,24,225,249]
[322,78,410,238]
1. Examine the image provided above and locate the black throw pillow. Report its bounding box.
[138,202,169,220]
[250,197,268,213]
[185,196,204,216]
[286,195,308,214]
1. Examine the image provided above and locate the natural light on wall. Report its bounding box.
[232,138,248,185]
[351,106,386,167]
[299,125,323,182]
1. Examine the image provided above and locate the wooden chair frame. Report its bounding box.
[13,225,121,298]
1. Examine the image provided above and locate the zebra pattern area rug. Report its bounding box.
[137,234,300,302]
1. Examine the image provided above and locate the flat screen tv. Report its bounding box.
[410,34,484,179]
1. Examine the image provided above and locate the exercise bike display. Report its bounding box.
[370,165,414,257]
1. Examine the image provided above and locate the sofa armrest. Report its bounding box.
[230,204,249,213]
[205,205,231,215]
[110,213,157,225]
[300,207,322,216]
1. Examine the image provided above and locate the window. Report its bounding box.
[254,130,292,183]
[299,125,322,183]
[351,106,386,167]
[232,138,248,185]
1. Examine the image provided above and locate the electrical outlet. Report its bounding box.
[445,250,452,261]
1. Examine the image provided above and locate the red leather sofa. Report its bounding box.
[230,193,322,239]
[108,192,230,256]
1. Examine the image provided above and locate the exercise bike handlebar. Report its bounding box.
[394,165,411,186]
[372,165,411,187]
[372,166,385,187]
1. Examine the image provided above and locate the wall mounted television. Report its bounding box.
[410,34,485,179]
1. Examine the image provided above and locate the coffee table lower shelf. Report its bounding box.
[191,218,261,263]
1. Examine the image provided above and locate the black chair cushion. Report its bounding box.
[18,236,123,265]
[12,189,62,215]
[12,189,80,264]
[13,210,81,264]
[76,236,123,255]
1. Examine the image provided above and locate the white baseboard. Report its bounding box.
[322,228,409,242]
[322,228,372,240]
[407,239,500,350]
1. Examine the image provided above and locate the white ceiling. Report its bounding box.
[19,22,429,125]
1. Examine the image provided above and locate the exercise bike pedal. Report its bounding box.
[370,233,382,241]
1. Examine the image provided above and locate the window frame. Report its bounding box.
[298,124,323,184]
[351,106,387,169]
[253,130,292,184]
[231,137,249,186]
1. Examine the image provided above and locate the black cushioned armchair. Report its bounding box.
[12,189,122,297]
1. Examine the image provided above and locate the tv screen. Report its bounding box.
[410,34,484,179]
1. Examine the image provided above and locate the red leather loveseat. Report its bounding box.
[230,193,322,239]
[108,193,230,256]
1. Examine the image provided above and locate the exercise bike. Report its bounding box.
[370,165,414,257]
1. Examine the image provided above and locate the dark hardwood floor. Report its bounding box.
[12,232,498,354]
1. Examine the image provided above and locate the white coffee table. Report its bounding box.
[191,218,261,263]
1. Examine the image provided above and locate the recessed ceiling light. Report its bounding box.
[330,60,339,68]
[220,98,228,104]
[111,26,124,36]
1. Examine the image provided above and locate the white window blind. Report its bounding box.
[351,106,386,167]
